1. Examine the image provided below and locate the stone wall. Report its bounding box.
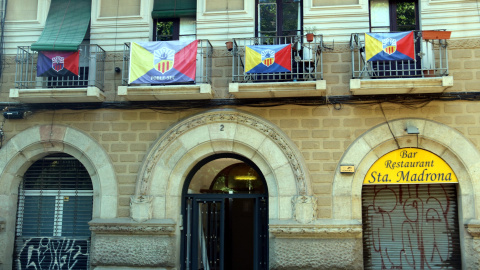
[0,101,479,218]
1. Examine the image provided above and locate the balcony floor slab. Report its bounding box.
[350,76,453,95]
[9,87,105,103]
[117,84,213,101]
[229,81,326,99]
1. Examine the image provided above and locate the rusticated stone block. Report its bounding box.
[269,238,362,270]
[91,235,175,267]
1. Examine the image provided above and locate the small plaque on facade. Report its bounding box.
[340,165,355,173]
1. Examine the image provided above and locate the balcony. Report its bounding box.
[350,31,453,95]
[229,35,326,98]
[10,44,106,103]
[119,40,213,101]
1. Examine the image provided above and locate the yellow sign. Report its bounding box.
[364,148,458,185]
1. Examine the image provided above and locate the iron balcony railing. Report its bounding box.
[122,39,213,86]
[231,35,324,83]
[14,44,106,90]
[350,31,449,79]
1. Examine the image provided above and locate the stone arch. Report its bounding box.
[332,118,478,222]
[0,124,118,268]
[0,124,118,220]
[132,109,312,221]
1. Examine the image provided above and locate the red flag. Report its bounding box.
[37,51,79,77]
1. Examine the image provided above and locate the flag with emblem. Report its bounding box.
[129,40,198,84]
[37,51,80,77]
[245,44,291,74]
[365,31,415,62]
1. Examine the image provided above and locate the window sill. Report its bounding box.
[117,84,213,101]
[350,76,453,95]
[9,86,105,103]
[229,81,326,99]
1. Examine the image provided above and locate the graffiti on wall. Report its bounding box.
[16,237,89,270]
[363,184,460,269]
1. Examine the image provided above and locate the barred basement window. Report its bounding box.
[14,153,93,269]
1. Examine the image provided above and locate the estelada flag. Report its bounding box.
[37,51,79,77]
[129,40,198,84]
[365,31,415,62]
[245,44,291,74]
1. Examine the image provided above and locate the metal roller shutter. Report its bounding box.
[362,184,461,269]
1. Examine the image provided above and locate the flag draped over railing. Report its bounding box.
[245,44,291,74]
[365,31,415,62]
[37,51,79,77]
[128,40,198,84]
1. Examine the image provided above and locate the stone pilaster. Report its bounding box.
[130,195,153,222]
[292,195,317,224]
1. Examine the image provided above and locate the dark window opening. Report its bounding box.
[256,0,302,38]
[391,0,418,31]
[370,0,419,32]
[154,19,180,41]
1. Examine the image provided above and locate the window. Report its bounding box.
[31,0,93,89]
[100,0,140,17]
[14,154,93,269]
[5,0,38,21]
[366,0,421,78]
[153,18,196,41]
[151,0,196,41]
[313,0,358,6]
[205,0,244,12]
[370,0,419,32]
[256,0,302,37]
[154,19,180,41]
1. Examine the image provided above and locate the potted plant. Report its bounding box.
[225,41,233,51]
[304,26,317,42]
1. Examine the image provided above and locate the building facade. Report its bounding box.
[0,0,480,269]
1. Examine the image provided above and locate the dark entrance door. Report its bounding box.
[181,154,268,270]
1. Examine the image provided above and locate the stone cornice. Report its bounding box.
[89,218,176,236]
[269,223,362,239]
[465,222,480,238]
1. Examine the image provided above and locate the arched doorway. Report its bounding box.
[181,154,268,270]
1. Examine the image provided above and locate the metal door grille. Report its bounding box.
[362,184,461,269]
[183,195,268,270]
[14,153,93,270]
[256,197,268,269]
[198,201,223,269]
